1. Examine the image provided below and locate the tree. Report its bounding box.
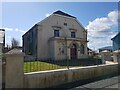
[11,38,19,48]
[6,43,10,49]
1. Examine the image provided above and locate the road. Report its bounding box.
[70,75,120,89]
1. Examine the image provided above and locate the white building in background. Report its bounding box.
[23,10,88,60]
[0,29,5,90]
[0,29,5,58]
[111,32,120,63]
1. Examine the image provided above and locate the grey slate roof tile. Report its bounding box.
[53,10,76,18]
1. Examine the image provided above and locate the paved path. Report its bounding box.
[71,76,120,89]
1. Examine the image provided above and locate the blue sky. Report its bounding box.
[1,2,119,50]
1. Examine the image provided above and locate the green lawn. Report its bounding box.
[24,61,66,73]
[24,58,102,73]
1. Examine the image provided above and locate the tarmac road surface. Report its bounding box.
[71,75,120,90]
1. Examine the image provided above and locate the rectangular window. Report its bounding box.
[54,30,59,37]
[64,23,67,26]
[71,32,76,38]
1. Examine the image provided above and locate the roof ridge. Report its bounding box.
[53,10,76,18]
[111,32,120,40]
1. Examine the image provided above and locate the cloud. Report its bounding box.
[3,27,13,31]
[86,10,119,50]
[45,13,51,17]
[15,28,26,33]
[7,36,12,39]
[1,27,26,33]
[86,11,119,32]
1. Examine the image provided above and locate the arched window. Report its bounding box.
[71,44,76,48]
[80,44,84,54]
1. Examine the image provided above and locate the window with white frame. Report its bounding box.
[71,32,76,38]
[54,30,59,37]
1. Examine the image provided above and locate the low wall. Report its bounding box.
[0,61,2,89]
[0,44,2,89]
[24,64,119,88]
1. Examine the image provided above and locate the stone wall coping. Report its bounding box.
[5,48,25,57]
[25,63,118,75]
[113,50,120,54]
[101,50,110,53]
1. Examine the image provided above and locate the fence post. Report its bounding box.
[100,51,108,64]
[5,48,24,88]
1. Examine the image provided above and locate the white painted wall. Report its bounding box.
[113,50,120,63]
[37,14,87,60]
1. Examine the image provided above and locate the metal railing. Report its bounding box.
[24,55,102,73]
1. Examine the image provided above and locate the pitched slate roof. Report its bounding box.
[99,46,112,50]
[111,32,120,40]
[53,10,76,18]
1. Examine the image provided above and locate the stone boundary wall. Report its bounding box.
[24,63,119,88]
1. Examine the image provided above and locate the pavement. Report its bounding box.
[105,61,118,64]
[71,75,120,89]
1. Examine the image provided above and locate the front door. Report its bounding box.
[70,44,77,59]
